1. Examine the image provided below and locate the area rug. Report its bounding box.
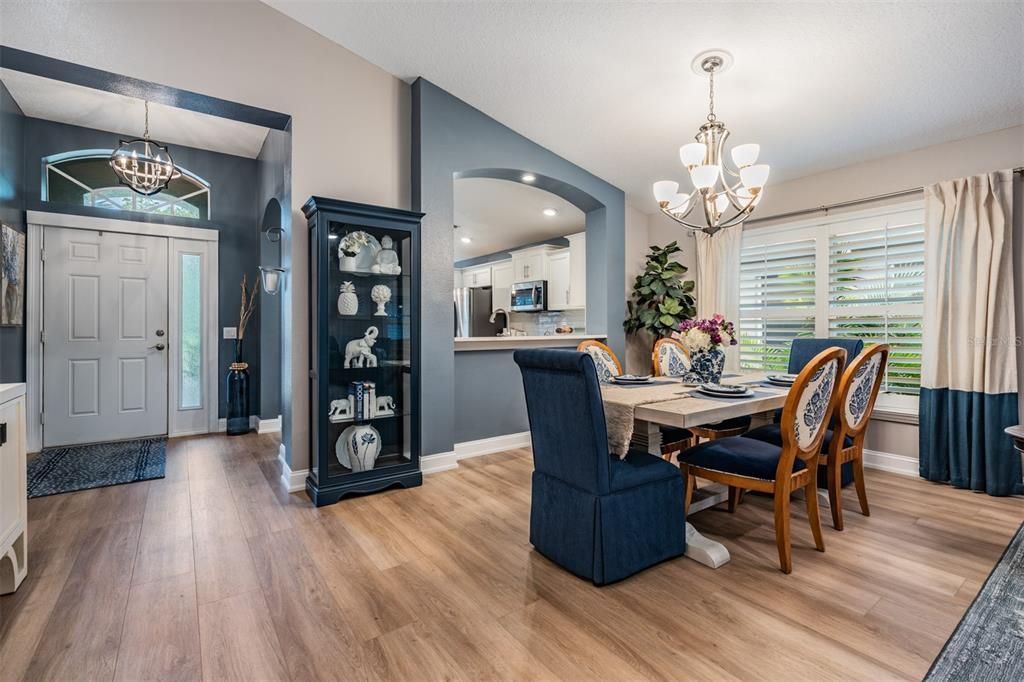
[925,521,1024,681]
[27,437,166,498]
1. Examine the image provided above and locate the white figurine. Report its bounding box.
[375,395,396,416]
[371,284,391,316]
[327,398,353,421]
[344,326,379,368]
[371,235,402,275]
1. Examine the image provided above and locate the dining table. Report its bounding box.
[602,372,791,569]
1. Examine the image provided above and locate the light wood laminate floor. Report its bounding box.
[1,432,1021,681]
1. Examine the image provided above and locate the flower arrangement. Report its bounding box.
[676,314,738,353]
[338,231,371,258]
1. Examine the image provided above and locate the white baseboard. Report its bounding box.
[216,416,259,432]
[257,415,282,434]
[863,449,918,477]
[277,443,308,493]
[421,450,458,475]
[454,431,531,460]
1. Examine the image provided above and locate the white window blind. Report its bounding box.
[738,203,925,394]
[739,237,816,371]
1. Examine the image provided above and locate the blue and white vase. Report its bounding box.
[336,423,382,472]
[690,347,726,384]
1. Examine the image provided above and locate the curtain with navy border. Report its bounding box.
[919,170,1021,496]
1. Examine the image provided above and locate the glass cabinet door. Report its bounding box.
[322,220,413,480]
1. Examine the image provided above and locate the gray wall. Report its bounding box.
[413,79,626,451]
[256,128,291,421]
[0,81,26,383]
[21,117,263,417]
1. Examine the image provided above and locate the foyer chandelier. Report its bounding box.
[653,51,770,234]
[109,101,179,196]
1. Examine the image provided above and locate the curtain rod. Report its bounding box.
[745,166,1024,226]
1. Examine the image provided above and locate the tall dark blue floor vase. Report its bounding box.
[226,360,251,436]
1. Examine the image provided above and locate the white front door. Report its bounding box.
[42,227,169,447]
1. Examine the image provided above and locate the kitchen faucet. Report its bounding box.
[489,308,510,336]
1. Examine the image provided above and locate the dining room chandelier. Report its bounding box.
[109,100,179,196]
[653,51,770,235]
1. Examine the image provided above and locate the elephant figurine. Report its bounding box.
[375,395,396,416]
[344,326,379,368]
[327,398,352,421]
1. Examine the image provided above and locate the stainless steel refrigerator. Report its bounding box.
[454,287,501,337]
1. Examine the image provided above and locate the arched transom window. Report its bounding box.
[43,150,211,220]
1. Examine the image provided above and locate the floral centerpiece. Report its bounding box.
[676,314,737,384]
[338,231,371,271]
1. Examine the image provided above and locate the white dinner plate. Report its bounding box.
[612,375,652,385]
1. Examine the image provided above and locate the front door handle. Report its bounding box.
[150,343,166,351]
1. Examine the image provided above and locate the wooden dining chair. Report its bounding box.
[678,347,847,573]
[820,343,889,530]
[585,338,693,461]
[652,337,751,442]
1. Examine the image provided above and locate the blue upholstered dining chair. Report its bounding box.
[746,344,889,530]
[677,347,847,573]
[513,349,686,585]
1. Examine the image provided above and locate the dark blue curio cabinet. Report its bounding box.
[303,197,423,506]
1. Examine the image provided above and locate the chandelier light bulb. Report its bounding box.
[731,143,760,168]
[714,193,730,213]
[679,142,707,168]
[740,164,771,192]
[652,180,679,205]
[690,164,719,190]
[669,193,690,213]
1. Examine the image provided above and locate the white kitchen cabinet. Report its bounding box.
[546,250,572,310]
[567,232,586,308]
[454,269,464,289]
[511,245,559,283]
[463,265,492,288]
[490,259,514,312]
[0,384,27,595]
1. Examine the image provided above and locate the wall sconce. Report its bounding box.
[258,266,286,295]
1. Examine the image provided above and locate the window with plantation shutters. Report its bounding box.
[739,237,817,372]
[738,202,925,397]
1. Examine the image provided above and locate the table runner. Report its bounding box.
[600,380,693,457]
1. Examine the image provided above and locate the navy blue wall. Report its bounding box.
[0,81,26,383]
[22,117,262,417]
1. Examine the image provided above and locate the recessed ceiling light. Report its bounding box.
[460,236,472,244]
[543,208,558,217]
[521,173,536,183]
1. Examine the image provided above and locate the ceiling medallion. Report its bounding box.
[653,50,770,235]
[109,101,180,196]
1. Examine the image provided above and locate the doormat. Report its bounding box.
[924,521,1024,681]
[27,437,166,498]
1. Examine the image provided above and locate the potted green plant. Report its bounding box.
[624,241,697,338]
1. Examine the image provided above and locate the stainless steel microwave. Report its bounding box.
[509,280,547,312]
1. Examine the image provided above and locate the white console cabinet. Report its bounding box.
[0,383,27,595]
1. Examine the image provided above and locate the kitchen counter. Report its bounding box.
[454,333,605,351]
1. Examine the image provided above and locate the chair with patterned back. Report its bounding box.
[649,338,697,459]
[576,339,622,383]
[821,343,889,529]
[677,347,847,573]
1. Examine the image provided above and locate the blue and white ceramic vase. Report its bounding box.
[690,347,726,384]
[336,423,382,472]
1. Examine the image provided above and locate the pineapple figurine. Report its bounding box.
[337,281,359,316]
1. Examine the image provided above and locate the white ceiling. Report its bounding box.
[1,69,270,159]
[454,178,584,261]
[268,1,1024,211]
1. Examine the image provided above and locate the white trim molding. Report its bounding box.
[421,450,458,475]
[256,415,282,434]
[277,444,308,493]
[217,416,259,432]
[27,210,219,242]
[454,431,532,460]
[863,449,918,477]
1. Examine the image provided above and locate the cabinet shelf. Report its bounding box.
[305,196,423,507]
